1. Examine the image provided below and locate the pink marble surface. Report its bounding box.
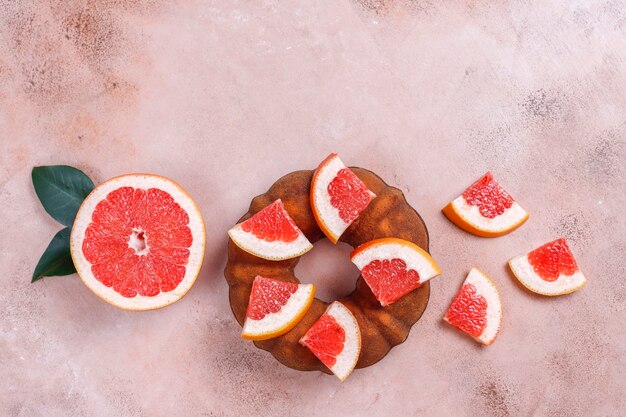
[1,1,625,416]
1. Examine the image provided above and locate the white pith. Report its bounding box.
[451,196,527,233]
[228,223,313,261]
[509,255,587,296]
[312,154,375,242]
[242,283,314,338]
[350,241,441,292]
[70,174,206,311]
[319,302,361,381]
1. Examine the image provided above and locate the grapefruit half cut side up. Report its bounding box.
[442,172,528,237]
[70,174,206,311]
[300,301,361,381]
[228,199,313,261]
[242,276,315,340]
[443,268,502,345]
[350,238,441,306]
[310,153,376,243]
[509,237,586,296]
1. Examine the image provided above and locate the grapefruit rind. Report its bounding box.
[241,282,315,341]
[443,196,528,237]
[301,301,361,382]
[70,174,206,311]
[444,268,502,346]
[508,255,587,296]
[311,154,376,244]
[350,238,441,305]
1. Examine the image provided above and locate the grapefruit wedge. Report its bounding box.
[300,301,361,381]
[70,174,206,311]
[442,172,528,237]
[311,153,376,243]
[444,268,502,346]
[242,276,315,340]
[350,238,441,306]
[228,199,313,261]
[509,238,586,296]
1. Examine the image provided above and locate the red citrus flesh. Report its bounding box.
[361,258,421,306]
[83,187,192,298]
[462,172,514,218]
[245,276,298,320]
[241,200,299,242]
[527,238,579,282]
[300,314,345,367]
[444,283,487,337]
[328,168,374,223]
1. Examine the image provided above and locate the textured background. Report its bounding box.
[1,1,625,416]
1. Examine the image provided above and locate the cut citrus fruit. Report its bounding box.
[228,199,313,261]
[509,238,586,296]
[350,238,441,306]
[311,153,376,243]
[300,301,361,381]
[444,268,502,345]
[241,276,315,340]
[70,174,206,310]
[442,172,528,237]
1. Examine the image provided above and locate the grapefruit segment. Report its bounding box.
[509,238,586,296]
[300,301,361,381]
[311,153,376,243]
[228,199,313,261]
[70,174,206,311]
[350,238,441,306]
[242,276,315,341]
[442,172,528,237]
[444,268,502,345]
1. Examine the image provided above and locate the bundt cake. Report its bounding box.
[224,167,431,372]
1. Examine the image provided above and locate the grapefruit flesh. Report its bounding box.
[70,174,206,310]
[444,268,502,345]
[228,199,313,261]
[311,153,376,243]
[509,238,586,296]
[300,301,361,381]
[350,238,441,306]
[442,172,528,237]
[242,276,315,340]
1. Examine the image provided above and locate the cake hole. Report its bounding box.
[295,239,359,302]
[129,229,149,255]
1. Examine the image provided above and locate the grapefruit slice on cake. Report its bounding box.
[70,174,206,311]
[311,153,376,243]
[444,268,502,346]
[242,276,315,340]
[442,172,528,237]
[509,238,586,296]
[228,199,313,261]
[350,238,441,306]
[300,301,361,381]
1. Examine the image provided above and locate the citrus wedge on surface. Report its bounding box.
[444,268,502,345]
[228,199,313,261]
[300,301,361,381]
[311,153,376,244]
[442,172,528,237]
[350,238,441,306]
[509,238,586,296]
[70,174,206,311]
[242,276,315,340]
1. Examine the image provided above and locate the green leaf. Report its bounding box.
[32,227,76,282]
[32,165,95,226]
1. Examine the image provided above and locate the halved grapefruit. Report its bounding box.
[444,268,502,345]
[299,301,361,381]
[350,238,441,306]
[242,276,315,340]
[442,172,528,237]
[509,238,586,296]
[310,153,376,244]
[228,199,313,261]
[70,174,206,311]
